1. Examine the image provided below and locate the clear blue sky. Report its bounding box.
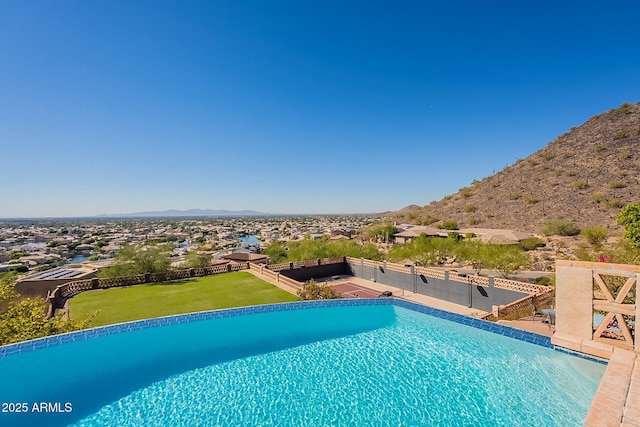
[1,1,639,218]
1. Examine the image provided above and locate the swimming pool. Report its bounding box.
[0,299,604,426]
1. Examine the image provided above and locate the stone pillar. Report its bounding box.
[488,277,494,309]
[555,265,593,340]
[411,265,417,293]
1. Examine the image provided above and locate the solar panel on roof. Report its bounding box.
[65,271,83,278]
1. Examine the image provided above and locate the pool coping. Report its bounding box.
[0,297,605,365]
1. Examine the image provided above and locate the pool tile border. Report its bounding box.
[0,298,604,364]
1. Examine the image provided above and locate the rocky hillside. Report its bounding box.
[393,102,640,233]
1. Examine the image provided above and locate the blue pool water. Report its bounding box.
[67,255,90,264]
[0,302,604,426]
[238,234,260,244]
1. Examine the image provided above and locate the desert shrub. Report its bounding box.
[573,180,588,190]
[519,237,545,251]
[298,280,341,300]
[620,150,632,160]
[590,192,606,204]
[539,152,555,161]
[615,102,632,115]
[464,204,477,213]
[535,276,554,286]
[580,226,608,249]
[525,196,540,204]
[614,130,628,140]
[468,217,482,226]
[575,247,596,262]
[419,215,439,225]
[437,221,459,230]
[566,170,578,177]
[540,220,580,236]
[609,180,626,189]
[447,232,461,241]
[508,193,521,200]
[605,198,624,209]
[459,187,473,198]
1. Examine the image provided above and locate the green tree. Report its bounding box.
[361,223,397,243]
[484,245,530,278]
[457,241,490,275]
[389,235,457,266]
[580,226,608,249]
[183,251,212,269]
[98,243,172,278]
[617,203,640,248]
[0,273,92,345]
[262,241,289,264]
[265,239,382,264]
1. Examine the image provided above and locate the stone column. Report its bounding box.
[488,277,495,310]
[555,265,593,340]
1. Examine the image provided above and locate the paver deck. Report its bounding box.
[584,348,639,427]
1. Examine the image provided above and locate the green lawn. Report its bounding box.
[70,271,299,327]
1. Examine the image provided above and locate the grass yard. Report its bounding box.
[70,271,299,327]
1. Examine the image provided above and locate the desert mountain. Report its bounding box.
[393,102,640,233]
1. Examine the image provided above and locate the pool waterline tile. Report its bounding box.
[0,297,593,362]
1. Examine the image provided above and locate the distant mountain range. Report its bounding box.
[96,209,269,218]
[391,102,640,232]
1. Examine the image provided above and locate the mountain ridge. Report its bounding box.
[392,102,640,233]
[96,209,270,218]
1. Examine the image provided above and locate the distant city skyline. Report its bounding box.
[1,1,639,218]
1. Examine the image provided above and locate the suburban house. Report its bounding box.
[393,224,531,244]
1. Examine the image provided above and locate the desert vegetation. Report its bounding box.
[297,279,341,300]
[391,102,640,232]
[540,220,580,236]
[388,235,530,278]
[0,272,92,345]
[262,237,382,264]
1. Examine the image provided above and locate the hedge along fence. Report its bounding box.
[46,263,250,318]
[265,257,346,273]
[345,256,546,295]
